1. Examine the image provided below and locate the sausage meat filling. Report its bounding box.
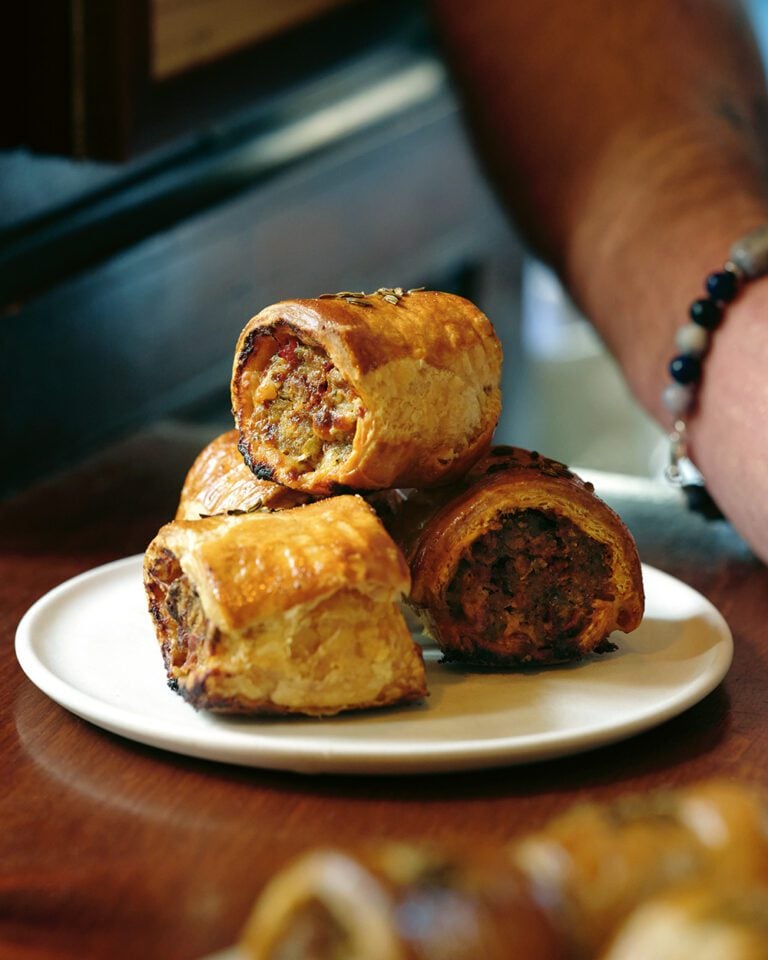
[250,337,361,474]
[147,551,211,680]
[445,508,615,660]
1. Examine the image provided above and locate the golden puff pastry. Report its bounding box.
[175,429,313,521]
[512,780,768,957]
[241,843,567,960]
[143,496,427,716]
[389,446,644,665]
[599,883,768,960]
[237,780,768,960]
[230,288,502,496]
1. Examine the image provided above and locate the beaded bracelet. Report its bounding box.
[663,224,768,519]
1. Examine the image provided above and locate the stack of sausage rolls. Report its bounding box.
[144,287,644,716]
[240,779,768,960]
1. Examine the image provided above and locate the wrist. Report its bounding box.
[687,273,768,537]
[565,174,768,422]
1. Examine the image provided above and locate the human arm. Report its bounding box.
[429,0,768,560]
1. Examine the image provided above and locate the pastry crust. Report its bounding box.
[389,446,644,665]
[239,780,768,960]
[512,780,768,956]
[241,843,566,960]
[175,429,312,521]
[230,289,502,495]
[143,496,427,715]
[600,883,768,960]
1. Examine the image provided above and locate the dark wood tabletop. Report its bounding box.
[3,422,767,960]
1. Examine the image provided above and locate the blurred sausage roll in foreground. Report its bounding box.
[241,843,567,960]
[600,882,768,960]
[144,496,426,715]
[388,446,644,665]
[175,429,313,521]
[230,288,502,496]
[240,780,768,960]
[513,779,768,956]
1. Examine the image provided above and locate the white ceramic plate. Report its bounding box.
[15,556,732,775]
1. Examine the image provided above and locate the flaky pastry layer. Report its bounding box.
[176,429,313,520]
[144,496,426,715]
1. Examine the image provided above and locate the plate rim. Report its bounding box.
[14,556,733,775]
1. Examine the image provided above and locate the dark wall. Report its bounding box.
[0,15,524,497]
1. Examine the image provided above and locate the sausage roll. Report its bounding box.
[241,843,567,960]
[230,288,502,495]
[390,446,644,665]
[175,429,313,521]
[143,496,427,716]
[512,780,768,956]
[600,883,768,960]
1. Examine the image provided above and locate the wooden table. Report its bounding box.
[3,422,767,960]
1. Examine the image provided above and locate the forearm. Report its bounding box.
[430,0,768,417]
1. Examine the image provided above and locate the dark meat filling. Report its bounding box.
[446,509,614,657]
[268,898,350,960]
[157,568,211,677]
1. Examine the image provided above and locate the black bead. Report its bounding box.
[705,269,739,302]
[683,484,725,520]
[669,354,702,384]
[689,297,722,329]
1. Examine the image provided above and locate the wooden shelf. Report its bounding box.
[7,0,415,161]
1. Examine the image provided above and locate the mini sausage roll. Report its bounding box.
[241,843,567,960]
[390,446,644,665]
[230,288,502,495]
[512,780,768,956]
[143,496,426,716]
[599,883,768,960]
[175,429,313,521]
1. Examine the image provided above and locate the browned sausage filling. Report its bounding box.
[250,337,361,474]
[268,898,350,960]
[445,509,614,660]
[146,550,211,683]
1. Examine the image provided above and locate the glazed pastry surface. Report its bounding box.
[389,446,644,665]
[230,289,502,495]
[175,429,313,520]
[144,495,426,715]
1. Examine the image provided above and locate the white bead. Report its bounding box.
[675,322,709,355]
[730,225,768,278]
[662,382,695,415]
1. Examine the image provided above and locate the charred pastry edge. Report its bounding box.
[232,326,261,378]
[176,430,315,522]
[236,437,278,484]
[475,447,581,484]
[146,547,212,698]
[436,635,619,668]
[238,433,352,495]
[145,543,218,705]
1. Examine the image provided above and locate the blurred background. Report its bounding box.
[2,0,767,498]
